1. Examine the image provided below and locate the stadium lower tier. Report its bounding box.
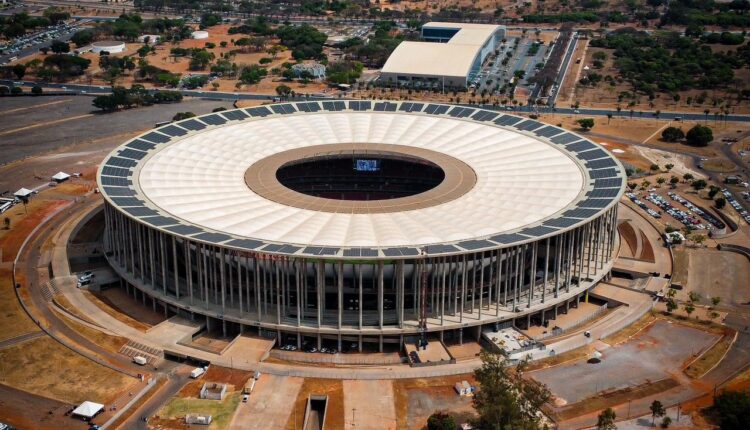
[103,203,619,349]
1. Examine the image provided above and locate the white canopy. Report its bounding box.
[72,401,104,418]
[14,188,33,198]
[52,171,70,182]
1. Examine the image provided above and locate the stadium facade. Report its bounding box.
[98,101,625,351]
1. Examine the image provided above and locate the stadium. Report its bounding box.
[97,101,625,352]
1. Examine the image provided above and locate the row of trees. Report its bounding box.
[92,85,182,112]
[661,124,714,147]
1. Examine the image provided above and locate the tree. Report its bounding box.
[661,127,684,142]
[666,298,678,314]
[712,390,750,430]
[715,197,727,209]
[31,85,42,95]
[70,29,94,47]
[711,296,721,308]
[684,301,696,318]
[50,40,70,54]
[670,176,679,186]
[657,177,666,187]
[683,173,694,182]
[12,64,26,80]
[577,118,595,130]
[660,416,672,428]
[686,125,713,147]
[472,351,551,429]
[691,234,707,247]
[275,84,292,99]
[650,164,660,173]
[665,163,674,172]
[692,179,708,190]
[650,400,666,426]
[596,408,617,430]
[427,412,456,430]
[10,86,22,95]
[172,112,196,121]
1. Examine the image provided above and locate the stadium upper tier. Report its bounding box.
[98,101,625,260]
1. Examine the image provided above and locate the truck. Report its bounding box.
[133,356,148,365]
[242,378,257,395]
[190,367,206,379]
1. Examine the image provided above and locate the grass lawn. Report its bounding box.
[0,336,134,404]
[159,391,241,430]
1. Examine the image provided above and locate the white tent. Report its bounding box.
[51,171,71,182]
[13,188,33,198]
[72,401,104,419]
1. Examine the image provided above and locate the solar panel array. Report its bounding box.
[100,101,624,258]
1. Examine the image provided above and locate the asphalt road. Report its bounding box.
[5,79,750,123]
[117,364,192,430]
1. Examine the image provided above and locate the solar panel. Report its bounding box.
[100,176,131,187]
[106,157,136,168]
[586,158,617,169]
[179,119,206,131]
[551,133,581,145]
[360,248,378,257]
[343,248,361,257]
[519,225,559,237]
[141,131,171,143]
[471,111,499,121]
[271,104,295,115]
[424,104,449,115]
[278,245,302,254]
[457,240,494,250]
[322,101,341,111]
[534,126,564,138]
[111,197,142,206]
[566,141,596,152]
[247,106,272,117]
[348,101,371,111]
[201,114,227,125]
[494,115,523,126]
[158,125,187,137]
[576,149,608,161]
[166,224,203,235]
[374,102,397,111]
[222,110,248,121]
[124,207,158,217]
[589,168,620,179]
[489,233,529,244]
[226,238,264,249]
[578,198,610,209]
[398,102,424,113]
[594,178,623,188]
[101,166,130,177]
[515,120,543,131]
[303,246,337,255]
[193,232,231,243]
[562,208,600,219]
[424,244,459,254]
[262,244,284,252]
[126,139,156,151]
[543,218,580,228]
[117,148,146,160]
[143,216,178,227]
[296,102,321,112]
[103,187,135,196]
[587,188,620,198]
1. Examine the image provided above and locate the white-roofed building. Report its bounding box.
[380,22,505,89]
[72,400,104,419]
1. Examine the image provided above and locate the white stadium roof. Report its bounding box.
[381,22,501,79]
[135,112,586,248]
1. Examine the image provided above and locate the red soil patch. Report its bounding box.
[0,200,71,262]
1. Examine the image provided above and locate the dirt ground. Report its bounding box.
[343,379,397,430]
[0,383,89,430]
[285,378,344,430]
[0,336,136,405]
[678,248,750,306]
[530,319,719,405]
[566,45,750,114]
[393,375,477,430]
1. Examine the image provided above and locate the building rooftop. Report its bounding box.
[381,22,502,79]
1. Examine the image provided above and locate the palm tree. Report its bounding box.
[650,400,666,426]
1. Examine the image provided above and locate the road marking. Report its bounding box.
[0,98,72,114]
[0,113,94,137]
[642,122,671,145]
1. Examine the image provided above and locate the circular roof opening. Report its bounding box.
[275,152,445,201]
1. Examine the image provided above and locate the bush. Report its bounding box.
[686,125,713,147]
[712,390,750,430]
[70,29,94,47]
[31,85,42,95]
[661,126,685,142]
[577,118,595,130]
[173,111,196,121]
[10,86,22,94]
[427,412,456,430]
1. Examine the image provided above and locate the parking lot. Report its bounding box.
[529,319,719,404]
